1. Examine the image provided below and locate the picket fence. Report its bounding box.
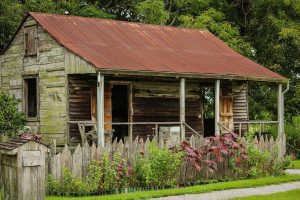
[48,134,283,183]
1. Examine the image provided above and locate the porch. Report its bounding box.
[66,73,286,148]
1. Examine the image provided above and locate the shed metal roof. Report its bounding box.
[27,13,284,81]
[0,137,48,150]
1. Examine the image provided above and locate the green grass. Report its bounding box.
[46,175,300,200]
[289,160,300,169]
[232,188,300,200]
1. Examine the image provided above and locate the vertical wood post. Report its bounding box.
[97,72,105,146]
[180,78,185,141]
[278,84,283,136]
[277,83,285,157]
[215,80,220,135]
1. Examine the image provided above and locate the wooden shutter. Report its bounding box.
[220,88,234,132]
[24,27,37,56]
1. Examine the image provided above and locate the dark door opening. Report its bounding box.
[203,87,215,137]
[112,85,128,141]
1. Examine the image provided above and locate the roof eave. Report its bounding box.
[98,68,288,83]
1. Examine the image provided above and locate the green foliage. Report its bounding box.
[289,160,300,169]
[47,152,129,196]
[133,143,183,187]
[246,139,291,178]
[0,0,24,48]
[47,168,87,196]
[285,116,300,158]
[135,0,170,25]
[77,5,115,19]
[0,90,27,137]
[179,8,253,57]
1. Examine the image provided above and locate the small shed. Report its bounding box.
[0,138,49,200]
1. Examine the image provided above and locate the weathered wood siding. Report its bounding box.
[0,16,67,144]
[68,75,92,142]
[232,82,249,132]
[0,141,49,200]
[132,81,203,139]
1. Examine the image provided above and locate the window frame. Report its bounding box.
[23,76,39,121]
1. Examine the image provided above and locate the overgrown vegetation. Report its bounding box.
[47,132,290,196]
[133,143,183,187]
[0,90,27,137]
[48,153,129,195]
[245,132,291,178]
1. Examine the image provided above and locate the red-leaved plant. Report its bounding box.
[180,132,247,173]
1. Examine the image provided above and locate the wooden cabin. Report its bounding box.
[0,12,287,146]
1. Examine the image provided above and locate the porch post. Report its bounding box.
[97,72,105,146]
[278,84,283,136]
[277,83,285,157]
[180,78,185,141]
[215,80,220,135]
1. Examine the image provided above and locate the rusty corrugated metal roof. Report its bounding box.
[29,12,284,81]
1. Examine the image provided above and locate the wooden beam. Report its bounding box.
[215,80,220,135]
[180,78,185,140]
[99,69,288,83]
[278,84,284,136]
[97,72,105,146]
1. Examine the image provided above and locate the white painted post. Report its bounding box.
[180,78,185,141]
[278,84,283,136]
[278,83,285,157]
[97,72,105,146]
[215,80,220,135]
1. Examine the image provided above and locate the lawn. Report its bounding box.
[289,160,300,169]
[46,175,300,200]
[232,188,300,200]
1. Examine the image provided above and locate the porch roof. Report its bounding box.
[30,12,285,82]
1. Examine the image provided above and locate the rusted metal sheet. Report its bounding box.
[30,12,284,80]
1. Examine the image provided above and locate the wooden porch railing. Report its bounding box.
[219,120,279,136]
[68,121,202,144]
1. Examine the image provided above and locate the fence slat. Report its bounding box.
[72,144,83,178]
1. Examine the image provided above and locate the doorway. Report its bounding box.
[111,85,128,141]
[203,87,215,137]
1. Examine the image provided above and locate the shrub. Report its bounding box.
[180,132,247,173]
[47,152,129,196]
[89,152,129,192]
[133,143,184,187]
[285,116,300,158]
[0,90,27,137]
[246,134,291,178]
[47,168,87,196]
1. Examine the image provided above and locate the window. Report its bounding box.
[24,78,38,118]
[24,27,37,56]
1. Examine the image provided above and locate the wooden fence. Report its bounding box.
[48,134,283,183]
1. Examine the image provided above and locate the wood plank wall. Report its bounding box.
[232,82,249,133]
[132,81,203,139]
[68,75,92,141]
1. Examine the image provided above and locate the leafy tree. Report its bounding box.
[0,90,27,137]
[135,0,170,25]
[247,0,300,120]
[0,0,299,121]
[179,8,254,57]
[0,0,24,49]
